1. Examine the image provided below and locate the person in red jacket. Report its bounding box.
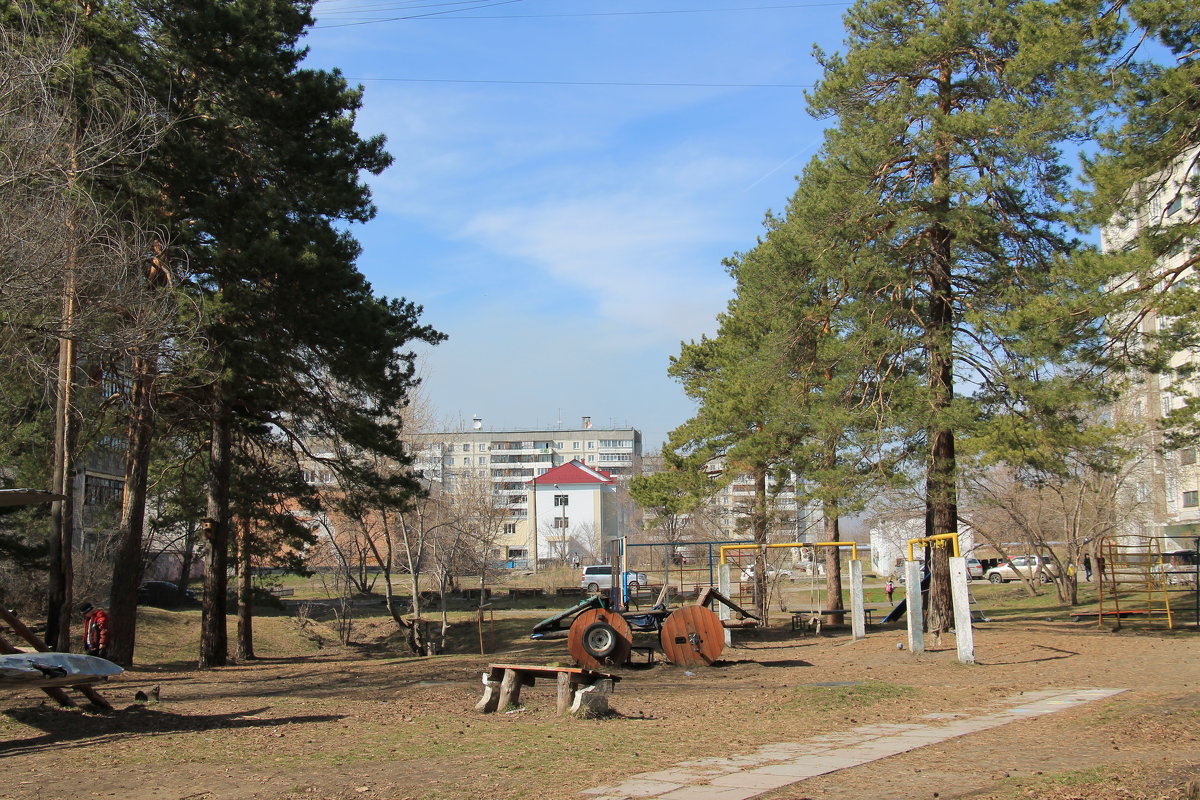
[79,603,110,659]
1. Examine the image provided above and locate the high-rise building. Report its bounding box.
[410,417,641,566]
[1103,145,1199,552]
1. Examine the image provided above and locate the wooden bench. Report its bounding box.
[791,608,872,633]
[268,587,294,597]
[508,587,546,599]
[555,587,585,597]
[475,663,620,716]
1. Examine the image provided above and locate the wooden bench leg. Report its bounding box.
[556,672,572,715]
[497,668,522,710]
[570,678,613,717]
[475,673,501,713]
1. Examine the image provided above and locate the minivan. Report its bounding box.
[580,565,648,593]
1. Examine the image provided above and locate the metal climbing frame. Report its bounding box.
[1096,536,1184,630]
[718,541,867,639]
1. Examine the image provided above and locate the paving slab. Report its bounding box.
[656,785,761,800]
[709,770,804,791]
[579,687,1124,800]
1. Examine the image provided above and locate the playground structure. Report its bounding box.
[715,541,869,640]
[530,586,759,668]
[1090,535,1198,629]
[610,537,869,628]
[900,532,975,664]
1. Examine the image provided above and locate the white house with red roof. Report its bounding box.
[529,460,625,563]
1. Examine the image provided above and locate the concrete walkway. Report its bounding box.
[581,687,1125,800]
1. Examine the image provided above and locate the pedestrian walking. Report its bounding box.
[885,579,895,604]
[1083,554,1093,581]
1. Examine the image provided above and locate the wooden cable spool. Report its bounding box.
[659,605,724,667]
[567,607,633,670]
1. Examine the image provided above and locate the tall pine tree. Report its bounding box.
[804,0,1121,631]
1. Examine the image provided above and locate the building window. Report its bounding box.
[101,368,130,399]
[555,441,564,449]
[479,443,487,451]
[553,516,569,528]
[1167,194,1183,216]
[572,442,580,449]
[462,444,470,452]
[503,523,517,535]
[1185,491,1199,508]
[84,476,123,507]
[507,547,526,559]
[554,494,568,506]
[1181,448,1196,466]
[587,441,594,448]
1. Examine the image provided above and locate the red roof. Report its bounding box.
[529,460,613,486]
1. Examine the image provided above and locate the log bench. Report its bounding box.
[474,663,620,716]
[791,608,871,634]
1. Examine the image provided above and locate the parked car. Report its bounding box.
[579,565,649,593]
[985,555,1059,584]
[739,564,794,581]
[1151,550,1199,585]
[137,580,196,607]
[966,557,984,580]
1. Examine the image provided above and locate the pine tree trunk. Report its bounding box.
[200,407,231,667]
[925,59,957,635]
[108,348,158,667]
[822,504,843,612]
[46,269,79,652]
[176,523,196,597]
[752,467,769,624]
[236,516,254,661]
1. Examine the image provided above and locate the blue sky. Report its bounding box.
[301,1,851,448]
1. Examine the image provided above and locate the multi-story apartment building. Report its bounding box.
[640,453,822,547]
[411,417,641,566]
[1103,145,1199,552]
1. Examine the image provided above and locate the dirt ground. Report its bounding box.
[1,619,1197,800]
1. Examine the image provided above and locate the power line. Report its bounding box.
[315,2,850,28]
[355,76,812,88]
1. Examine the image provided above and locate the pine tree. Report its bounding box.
[132,0,443,666]
[804,0,1122,631]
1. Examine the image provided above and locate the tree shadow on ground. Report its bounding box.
[0,704,343,758]
[725,658,814,668]
[975,643,1079,665]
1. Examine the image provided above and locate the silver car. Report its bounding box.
[986,555,1059,584]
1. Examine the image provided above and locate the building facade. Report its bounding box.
[410,417,641,566]
[1103,146,1200,552]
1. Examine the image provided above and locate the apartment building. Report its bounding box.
[411,417,641,566]
[1103,145,1200,552]
[640,453,822,547]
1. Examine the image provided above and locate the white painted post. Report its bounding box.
[850,559,865,640]
[718,562,733,645]
[904,560,924,654]
[949,555,975,664]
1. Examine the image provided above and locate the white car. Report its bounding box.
[740,565,793,581]
[985,555,1059,584]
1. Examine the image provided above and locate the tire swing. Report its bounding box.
[567,607,633,670]
[659,605,724,667]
